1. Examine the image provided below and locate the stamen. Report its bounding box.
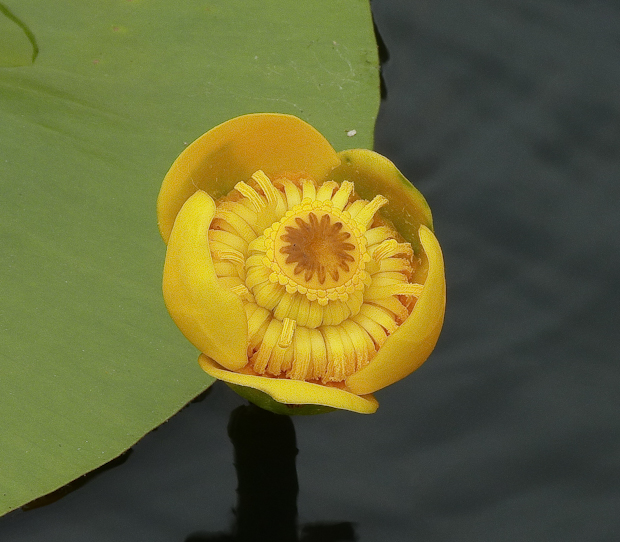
[337,325,356,376]
[253,281,285,311]
[208,173,420,384]
[365,227,394,247]
[280,179,302,209]
[345,199,366,219]
[378,258,414,276]
[316,180,338,201]
[322,326,346,382]
[212,248,245,266]
[267,336,289,376]
[364,282,424,301]
[234,181,266,213]
[340,319,374,371]
[380,241,414,259]
[295,296,311,327]
[217,276,243,290]
[218,200,258,229]
[253,318,281,374]
[208,229,247,253]
[370,238,399,260]
[278,318,297,348]
[244,265,271,292]
[248,314,270,360]
[369,297,410,323]
[352,312,388,348]
[213,261,239,277]
[244,301,260,321]
[301,179,316,200]
[289,326,311,380]
[321,300,349,326]
[275,291,302,321]
[273,292,296,320]
[354,195,388,230]
[359,303,399,334]
[281,345,294,373]
[230,283,253,302]
[309,328,327,380]
[305,298,323,328]
[331,180,354,209]
[247,305,271,340]
[371,271,410,285]
[342,286,360,304]
[214,209,256,243]
[251,170,280,205]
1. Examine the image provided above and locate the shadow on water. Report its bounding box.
[372,17,390,101]
[185,404,357,542]
[20,450,134,511]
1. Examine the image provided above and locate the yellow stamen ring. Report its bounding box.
[208,170,421,384]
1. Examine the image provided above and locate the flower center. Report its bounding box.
[279,211,356,287]
[260,200,370,307]
[208,170,423,383]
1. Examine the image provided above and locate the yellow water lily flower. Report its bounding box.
[158,113,445,414]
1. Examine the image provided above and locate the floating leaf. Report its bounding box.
[0,3,37,67]
[0,0,379,515]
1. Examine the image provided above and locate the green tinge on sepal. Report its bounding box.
[226,383,336,416]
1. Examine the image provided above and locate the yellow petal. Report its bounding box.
[345,225,445,394]
[163,191,248,371]
[330,149,433,256]
[198,355,378,414]
[158,113,341,243]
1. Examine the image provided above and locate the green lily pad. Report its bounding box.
[0,0,379,516]
[0,3,37,67]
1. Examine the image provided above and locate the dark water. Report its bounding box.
[3,0,620,540]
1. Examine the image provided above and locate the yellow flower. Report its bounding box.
[158,113,445,414]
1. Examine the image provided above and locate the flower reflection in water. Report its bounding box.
[185,404,357,542]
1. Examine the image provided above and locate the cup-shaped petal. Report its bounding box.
[199,354,379,414]
[345,225,445,394]
[163,191,248,371]
[330,148,433,260]
[158,113,341,243]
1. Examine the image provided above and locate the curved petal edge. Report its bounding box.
[199,354,379,414]
[330,148,433,255]
[158,113,341,243]
[346,225,445,394]
[163,191,248,371]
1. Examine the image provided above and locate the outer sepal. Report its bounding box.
[346,225,445,394]
[199,355,379,414]
[158,113,341,243]
[330,148,433,258]
[163,191,248,371]
[226,384,337,416]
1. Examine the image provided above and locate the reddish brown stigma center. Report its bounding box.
[279,212,356,285]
